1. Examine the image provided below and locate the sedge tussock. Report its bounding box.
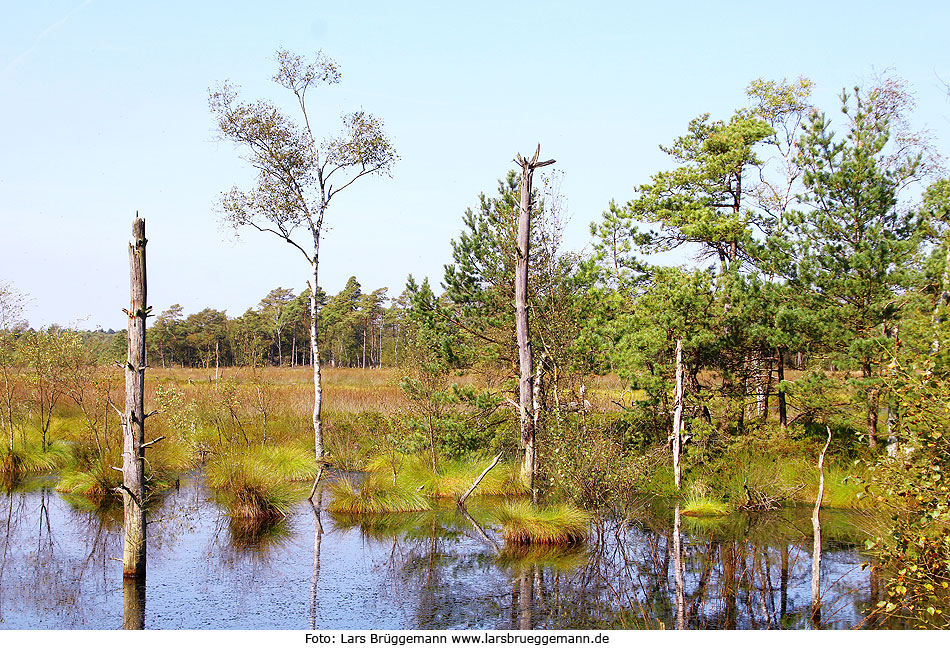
[327,476,431,514]
[205,453,302,520]
[495,501,592,546]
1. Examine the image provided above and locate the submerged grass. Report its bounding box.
[495,501,592,546]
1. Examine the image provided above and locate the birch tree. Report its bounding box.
[210,50,396,463]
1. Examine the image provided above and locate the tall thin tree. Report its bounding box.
[514,146,554,495]
[211,50,396,466]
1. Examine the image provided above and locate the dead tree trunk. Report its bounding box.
[777,347,787,430]
[672,339,684,491]
[811,426,832,626]
[514,146,554,494]
[121,216,149,579]
[673,504,686,630]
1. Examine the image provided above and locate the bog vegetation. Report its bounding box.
[3,68,950,628]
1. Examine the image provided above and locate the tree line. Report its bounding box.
[145,278,405,370]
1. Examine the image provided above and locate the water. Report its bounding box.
[0,476,883,629]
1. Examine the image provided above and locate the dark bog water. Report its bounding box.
[0,476,883,630]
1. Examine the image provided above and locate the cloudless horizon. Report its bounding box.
[2,1,949,330]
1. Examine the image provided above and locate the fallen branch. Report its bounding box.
[458,451,504,507]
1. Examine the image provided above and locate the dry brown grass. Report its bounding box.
[148,366,412,415]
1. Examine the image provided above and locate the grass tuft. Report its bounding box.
[205,452,302,520]
[327,475,432,514]
[495,501,591,546]
[56,455,121,498]
[680,496,732,517]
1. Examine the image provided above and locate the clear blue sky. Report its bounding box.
[2,1,949,329]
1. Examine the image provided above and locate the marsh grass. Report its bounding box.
[495,501,592,546]
[680,496,732,517]
[1,439,72,476]
[256,444,318,481]
[327,475,432,514]
[392,454,525,500]
[56,455,121,498]
[205,453,303,520]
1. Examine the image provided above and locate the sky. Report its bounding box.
[2,1,950,330]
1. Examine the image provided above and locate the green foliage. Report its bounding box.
[861,351,950,627]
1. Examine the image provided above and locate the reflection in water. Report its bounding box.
[122,576,145,630]
[0,478,895,629]
[673,505,685,629]
[310,484,324,630]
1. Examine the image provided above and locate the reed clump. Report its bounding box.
[205,452,302,520]
[56,455,121,498]
[1,439,72,476]
[327,475,432,514]
[495,501,592,546]
[366,453,525,500]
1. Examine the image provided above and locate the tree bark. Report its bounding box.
[672,339,684,490]
[514,147,554,493]
[122,216,148,580]
[310,252,324,462]
[777,347,787,430]
[811,426,832,627]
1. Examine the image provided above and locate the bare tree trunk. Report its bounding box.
[122,216,149,580]
[310,254,324,462]
[759,355,772,423]
[777,347,787,430]
[672,339,684,491]
[885,322,900,457]
[514,147,554,493]
[864,363,878,449]
[673,504,686,630]
[811,426,832,627]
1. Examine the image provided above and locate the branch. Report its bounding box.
[113,484,140,508]
[141,436,166,449]
[244,221,314,264]
[458,451,504,507]
[325,163,387,202]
